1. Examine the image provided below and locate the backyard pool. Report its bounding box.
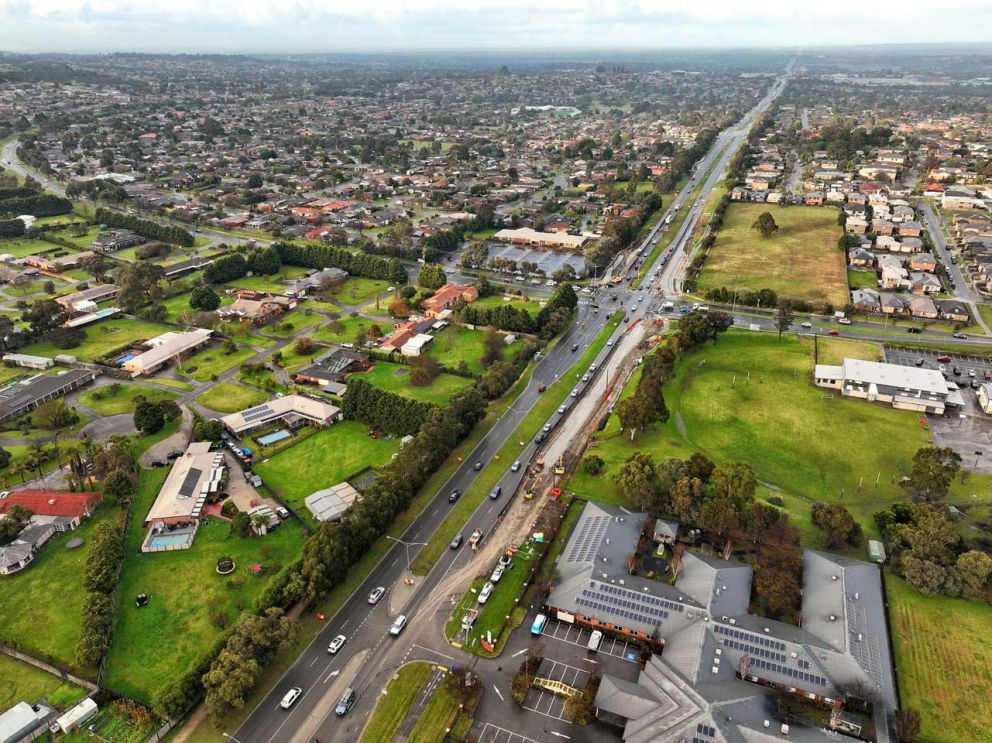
[112,350,142,365]
[143,529,196,552]
[257,429,292,446]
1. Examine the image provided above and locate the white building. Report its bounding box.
[814,357,957,415]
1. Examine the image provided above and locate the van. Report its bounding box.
[531,613,547,636]
[587,630,604,651]
[389,615,408,636]
[335,688,356,717]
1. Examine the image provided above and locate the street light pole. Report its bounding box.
[386,536,427,567]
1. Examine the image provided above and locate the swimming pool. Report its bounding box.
[147,532,194,549]
[113,351,140,364]
[257,429,291,446]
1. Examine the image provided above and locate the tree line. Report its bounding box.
[74,520,126,667]
[95,207,195,247]
[0,218,25,237]
[341,377,435,437]
[155,385,488,718]
[203,246,282,284]
[274,241,408,284]
[0,193,73,218]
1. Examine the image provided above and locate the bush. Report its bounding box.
[583,455,605,475]
[767,495,785,507]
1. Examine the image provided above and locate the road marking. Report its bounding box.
[493,684,504,701]
[324,669,339,683]
[512,648,528,657]
[308,656,319,668]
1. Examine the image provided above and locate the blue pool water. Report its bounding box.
[114,352,139,364]
[258,429,291,446]
[148,533,193,549]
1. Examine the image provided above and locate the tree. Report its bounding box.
[908,446,962,502]
[0,446,10,471]
[294,336,318,356]
[901,554,948,596]
[231,511,251,538]
[247,174,263,189]
[103,470,137,506]
[133,400,165,434]
[32,399,79,430]
[51,326,85,349]
[956,550,992,596]
[583,455,604,475]
[810,502,863,548]
[24,298,67,335]
[247,246,281,275]
[194,419,224,442]
[190,285,221,311]
[0,504,32,545]
[417,262,446,290]
[894,708,922,743]
[480,325,503,368]
[616,395,653,441]
[752,211,779,238]
[409,355,441,386]
[614,452,658,511]
[118,262,165,313]
[756,567,801,614]
[774,303,793,339]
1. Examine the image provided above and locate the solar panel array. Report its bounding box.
[242,404,275,423]
[798,659,810,669]
[565,515,609,562]
[847,593,883,683]
[696,723,715,738]
[714,624,786,651]
[750,657,827,686]
[594,581,686,612]
[720,637,786,663]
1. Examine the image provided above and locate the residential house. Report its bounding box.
[421,283,479,318]
[294,347,371,387]
[217,296,288,326]
[848,248,874,268]
[907,295,939,317]
[898,221,923,237]
[845,217,869,235]
[851,289,881,313]
[285,267,348,298]
[977,383,992,415]
[90,230,145,252]
[121,329,213,375]
[880,263,907,289]
[936,299,969,323]
[908,253,937,272]
[907,273,941,295]
[220,394,341,437]
[0,370,96,423]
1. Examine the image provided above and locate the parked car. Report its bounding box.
[537,384,547,393]
[800,322,812,329]
[448,488,462,503]
[571,388,579,397]
[558,405,566,414]
[915,358,925,367]
[984,370,991,380]
[587,630,604,651]
[571,343,579,352]
[937,354,952,363]
[450,534,464,550]
[490,565,505,583]
[327,634,347,654]
[389,615,407,636]
[498,554,512,568]
[335,688,357,717]
[969,369,977,377]
[280,687,303,709]
[478,582,495,604]
[938,364,946,373]
[368,586,386,605]
[581,374,590,382]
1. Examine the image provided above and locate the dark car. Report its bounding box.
[571,343,579,352]
[953,366,962,375]
[450,534,464,550]
[166,450,183,460]
[448,488,462,503]
[915,358,925,367]
[489,485,502,500]
[473,461,483,471]
[537,385,547,393]
[907,327,922,334]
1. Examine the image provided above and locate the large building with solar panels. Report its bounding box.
[546,502,897,742]
[143,442,224,529]
[220,395,341,437]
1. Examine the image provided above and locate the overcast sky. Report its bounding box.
[1,0,990,54]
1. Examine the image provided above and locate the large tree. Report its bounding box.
[752,211,779,238]
[774,302,793,339]
[117,262,165,313]
[417,262,446,290]
[908,446,962,502]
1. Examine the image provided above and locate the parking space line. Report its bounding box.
[479,723,540,743]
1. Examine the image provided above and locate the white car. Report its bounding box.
[571,388,579,397]
[511,460,521,472]
[838,317,852,325]
[389,615,408,636]
[607,339,614,346]
[490,565,505,583]
[800,322,812,329]
[327,634,347,654]
[280,687,303,709]
[581,374,590,382]
[558,405,566,414]
[368,586,386,605]
[589,364,597,372]
[478,582,495,604]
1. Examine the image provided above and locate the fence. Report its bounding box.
[0,644,99,693]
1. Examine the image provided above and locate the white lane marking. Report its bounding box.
[493,684,504,702]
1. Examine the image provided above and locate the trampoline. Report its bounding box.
[258,429,291,446]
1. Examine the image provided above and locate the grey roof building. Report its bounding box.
[546,503,897,742]
[0,370,96,423]
[286,267,348,297]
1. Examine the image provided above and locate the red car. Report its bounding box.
[937,354,952,363]
[537,385,547,393]
[828,329,840,335]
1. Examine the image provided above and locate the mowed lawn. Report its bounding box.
[321,277,393,306]
[79,383,179,416]
[179,344,257,381]
[472,294,543,318]
[355,361,474,405]
[195,381,269,413]
[265,310,324,338]
[253,421,401,515]
[311,315,393,345]
[887,575,992,742]
[698,203,848,306]
[0,505,123,676]
[225,266,309,293]
[0,654,87,711]
[571,331,932,526]
[424,326,502,375]
[815,337,882,366]
[18,318,173,362]
[102,468,306,702]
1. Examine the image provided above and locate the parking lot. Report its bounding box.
[885,346,992,474]
[478,724,540,743]
[540,617,640,663]
[521,658,590,721]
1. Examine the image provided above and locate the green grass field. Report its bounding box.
[407,673,473,743]
[355,361,474,405]
[179,344,257,381]
[264,310,324,338]
[195,381,269,413]
[0,652,88,711]
[79,383,178,416]
[226,266,308,293]
[321,277,393,306]
[847,269,878,290]
[424,326,499,375]
[102,468,306,702]
[359,662,433,743]
[571,330,932,528]
[815,337,883,366]
[0,505,122,676]
[472,294,543,318]
[163,292,235,324]
[18,318,172,362]
[311,315,392,345]
[698,203,848,306]
[253,422,401,516]
[887,574,992,742]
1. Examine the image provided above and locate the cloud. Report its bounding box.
[0,0,990,52]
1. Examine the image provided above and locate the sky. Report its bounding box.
[0,0,991,54]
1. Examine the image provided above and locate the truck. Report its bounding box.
[469,528,484,550]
